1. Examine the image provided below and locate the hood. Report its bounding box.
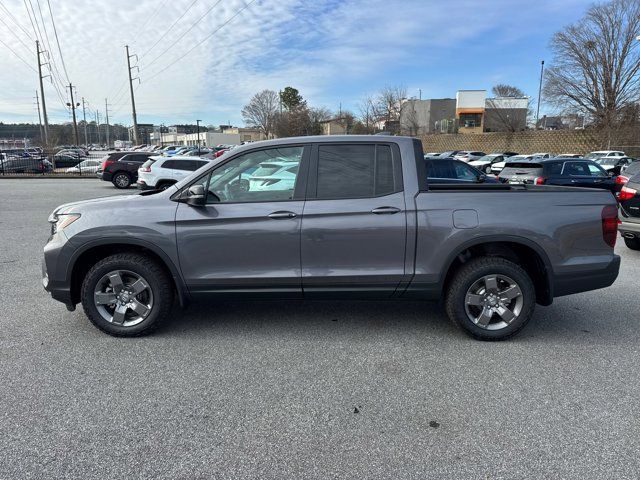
[51,191,165,217]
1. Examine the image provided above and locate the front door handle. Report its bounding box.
[371,206,401,215]
[268,211,297,219]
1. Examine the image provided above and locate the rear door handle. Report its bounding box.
[268,211,297,219]
[371,206,401,215]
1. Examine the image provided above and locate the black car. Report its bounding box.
[97,151,153,188]
[423,157,499,184]
[0,155,52,174]
[498,158,620,193]
[618,171,640,250]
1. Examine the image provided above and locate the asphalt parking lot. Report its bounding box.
[1,178,639,479]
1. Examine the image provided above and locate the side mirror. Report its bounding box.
[185,184,206,206]
[477,174,486,183]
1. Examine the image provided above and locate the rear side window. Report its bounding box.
[545,162,563,175]
[141,159,156,169]
[316,144,398,199]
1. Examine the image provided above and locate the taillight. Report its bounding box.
[534,177,546,185]
[601,204,619,248]
[615,175,629,185]
[101,159,115,170]
[140,166,151,172]
[618,186,638,201]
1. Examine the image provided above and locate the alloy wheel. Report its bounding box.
[93,270,153,326]
[464,274,523,330]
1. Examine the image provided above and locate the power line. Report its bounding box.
[142,0,223,72]
[34,0,67,89]
[0,15,32,52]
[0,37,37,72]
[138,0,169,32]
[140,0,199,59]
[0,0,34,40]
[143,0,256,83]
[46,0,71,83]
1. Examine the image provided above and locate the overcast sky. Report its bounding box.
[0,0,591,127]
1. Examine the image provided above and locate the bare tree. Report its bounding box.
[241,90,279,138]
[492,84,526,98]
[544,0,640,142]
[374,85,408,125]
[357,96,378,133]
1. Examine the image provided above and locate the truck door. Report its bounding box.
[301,143,407,297]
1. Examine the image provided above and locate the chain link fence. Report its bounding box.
[0,148,108,177]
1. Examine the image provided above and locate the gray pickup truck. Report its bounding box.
[43,136,621,340]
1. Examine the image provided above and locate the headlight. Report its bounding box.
[49,213,81,235]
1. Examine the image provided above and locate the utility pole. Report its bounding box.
[81,98,88,146]
[535,60,545,129]
[95,110,101,145]
[419,88,422,100]
[36,40,49,146]
[125,45,139,144]
[35,90,44,144]
[196,119,201,154]
[104,98,110,148]
[67,84,79,145]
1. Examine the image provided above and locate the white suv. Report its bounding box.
[137,156,211,191]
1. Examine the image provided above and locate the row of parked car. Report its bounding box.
[423,149,640,250]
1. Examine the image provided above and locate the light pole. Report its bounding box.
[196,119,201,154]
[535,60,545,129]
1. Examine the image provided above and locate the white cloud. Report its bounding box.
[0,0,592,126]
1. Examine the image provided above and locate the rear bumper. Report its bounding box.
[619,219,640,236]
[552,255,620,298]
[136,180,155,190]
[97,171,112,181]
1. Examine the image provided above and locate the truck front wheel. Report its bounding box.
[445,257,535,341]
[80,253,174,336]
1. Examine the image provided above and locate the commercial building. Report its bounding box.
[128,123,154,144]
[455,90,529,134]
[399,98,456,135]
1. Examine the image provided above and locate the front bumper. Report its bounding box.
[552,255,621,298]
[42,231,75,309]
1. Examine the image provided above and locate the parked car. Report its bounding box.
[97,151,153,188]
[65,159,102,174]
[585,150,626,160]
[137,156,212,191]
[498,158,621,193]
[593,156,636,175]
[453,151,486,162]
[0,155,52,173]
[621,159,640,176]
[43,136,620,341]
[469,154,506,174]
[531,153,553,159]
[490,154,536,174]
[618,171,640,250]
[52,152,82,168]
[423,157,498,184]
[556,154,582,158]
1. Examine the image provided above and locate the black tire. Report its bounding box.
[112,172,131,189]
[624,236,640,250]
[80,253,174,337]
[157,181,175,191]
[445,257,535,341]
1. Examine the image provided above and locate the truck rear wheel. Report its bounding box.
[445,257,535,341]
[80,253,174,336]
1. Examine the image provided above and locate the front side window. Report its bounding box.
[587,164,607,177]
[563,162,590,176]
[316,144,396,199]
[206,146,304,203]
